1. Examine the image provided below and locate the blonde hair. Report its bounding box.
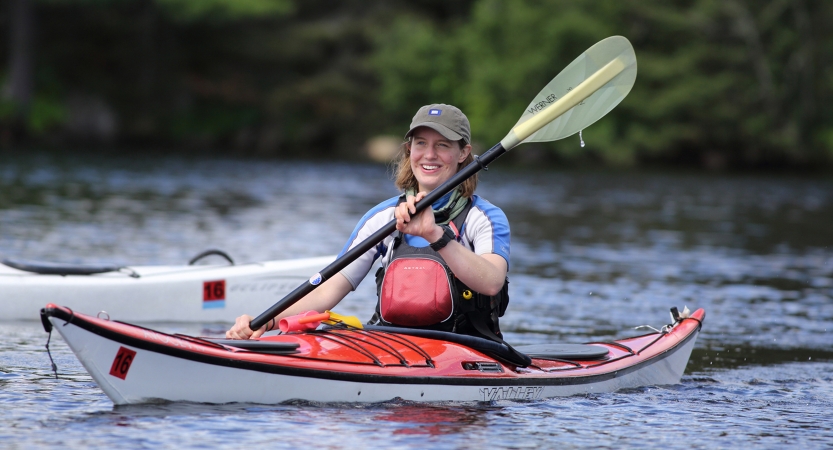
[393,139,477,198]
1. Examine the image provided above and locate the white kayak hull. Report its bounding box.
[1,256,335,322]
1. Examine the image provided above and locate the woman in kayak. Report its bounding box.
[226,104,510,341]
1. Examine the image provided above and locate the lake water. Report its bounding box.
[1,152,832,448]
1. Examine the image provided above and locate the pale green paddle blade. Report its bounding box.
[501,36,637,150]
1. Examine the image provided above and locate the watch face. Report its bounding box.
[444,225,456,239]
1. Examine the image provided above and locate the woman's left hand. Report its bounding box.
[394,191,442,242]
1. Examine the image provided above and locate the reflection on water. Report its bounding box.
[1,153,832,447]
[375,404,492,436]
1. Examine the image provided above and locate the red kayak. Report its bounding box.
[41,304,703,404]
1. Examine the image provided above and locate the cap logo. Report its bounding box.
[428,109,442,116]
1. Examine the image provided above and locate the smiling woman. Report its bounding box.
[226,103,512,341]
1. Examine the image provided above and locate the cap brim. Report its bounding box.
[405,122,465,143]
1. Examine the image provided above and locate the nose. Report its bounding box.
[424,143,438,158]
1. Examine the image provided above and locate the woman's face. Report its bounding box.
[408,127,472,192]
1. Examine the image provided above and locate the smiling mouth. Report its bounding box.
[422,164,440,170]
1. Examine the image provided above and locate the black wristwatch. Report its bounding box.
[429,225,456,251]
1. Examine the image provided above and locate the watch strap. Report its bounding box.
[429,225,456,251]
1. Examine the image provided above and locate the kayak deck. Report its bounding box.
[213,328,686,376]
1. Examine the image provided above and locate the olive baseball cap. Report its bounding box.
[404,104,471,144]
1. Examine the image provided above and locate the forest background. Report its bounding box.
[1,0,830,171]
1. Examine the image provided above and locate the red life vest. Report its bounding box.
[371,199,509,341]
[377,220,462,327]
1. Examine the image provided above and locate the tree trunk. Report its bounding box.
[3,0,35,114]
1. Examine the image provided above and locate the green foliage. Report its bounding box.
[6,0,833,168]
[155,0,294,22]
[371,15,468,133]
[0,70,67,135]
[371,0,833,169]
[371,0,636,163]
[40,0,295,19]
[0,95,66,135]
[168,104,259,139]
[26,95,67,133]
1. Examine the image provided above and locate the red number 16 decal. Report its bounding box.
[203,280,225,301]
[109,346,137,380]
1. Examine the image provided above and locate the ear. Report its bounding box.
[458,144,472,163]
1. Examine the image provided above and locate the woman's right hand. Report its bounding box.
[225,314,266,340]
[395,191,442,242]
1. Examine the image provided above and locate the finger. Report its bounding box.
[227,315,254,339]
[227,326,247,340]
[238,328,253,340]
[404,195,418,214]
[410,191,429,214]
[395,215,408,232]
[396,202,411,223]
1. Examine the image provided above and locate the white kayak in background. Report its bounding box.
[1,250,335,322]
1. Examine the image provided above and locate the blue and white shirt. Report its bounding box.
[338,194,511,290]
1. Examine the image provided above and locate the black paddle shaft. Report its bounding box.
[249,142,507,330]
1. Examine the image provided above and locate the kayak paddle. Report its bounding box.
[250,35,637,331]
